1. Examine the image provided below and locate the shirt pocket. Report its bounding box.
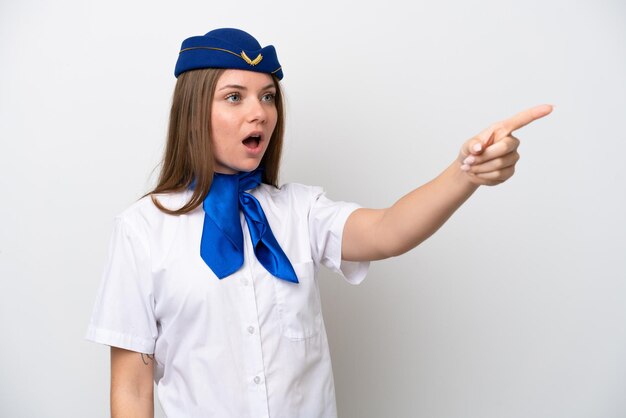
[273,260,322,341]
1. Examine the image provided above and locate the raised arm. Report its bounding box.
[342,104,553,261]
[110,347,155,418]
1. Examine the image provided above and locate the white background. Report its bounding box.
[1,0,625,417]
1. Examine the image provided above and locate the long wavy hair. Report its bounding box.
[148,68,285,215]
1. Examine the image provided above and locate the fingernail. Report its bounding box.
[463,156,475,165]
[472,143,482,153]
[460,164,470,172]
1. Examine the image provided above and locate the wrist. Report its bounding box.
[447,160,481,192]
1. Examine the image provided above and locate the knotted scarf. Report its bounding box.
[200,170,298,283]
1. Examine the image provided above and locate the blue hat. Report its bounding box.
[174,28,283,80]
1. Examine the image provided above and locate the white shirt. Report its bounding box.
[86,183,369,418]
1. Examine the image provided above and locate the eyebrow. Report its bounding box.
[217,83,276,92]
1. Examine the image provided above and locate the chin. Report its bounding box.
[216,160,263,174]
[244,164,263,173]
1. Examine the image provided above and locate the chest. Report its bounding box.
[148,210,322,341]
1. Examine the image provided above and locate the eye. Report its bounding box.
[261,92,276,103]
[225,93,241,103]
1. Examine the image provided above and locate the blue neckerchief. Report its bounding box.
[200,169,298,283]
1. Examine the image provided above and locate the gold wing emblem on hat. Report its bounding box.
[241,51,263,66]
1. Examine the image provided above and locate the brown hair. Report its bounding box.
[149,68,285,215]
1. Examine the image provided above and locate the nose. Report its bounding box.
[246,98,267,124]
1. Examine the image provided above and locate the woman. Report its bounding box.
[86,28,552,417]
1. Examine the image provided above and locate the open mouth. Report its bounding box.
[242,134,261,149]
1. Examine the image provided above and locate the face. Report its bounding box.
[210,69,278,174]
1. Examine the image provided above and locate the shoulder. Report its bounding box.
[114,190,196,234]
[253,182,325,208]
[256,182,324,199]
[256,182,361,210]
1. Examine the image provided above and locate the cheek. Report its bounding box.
[269,108,279,132]
[211,113,237,146]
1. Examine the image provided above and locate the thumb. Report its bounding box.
[463,130,496,157]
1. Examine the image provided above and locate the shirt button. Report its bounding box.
[253,376,261,384]
[247,326,255,334]
[241,278,249,286]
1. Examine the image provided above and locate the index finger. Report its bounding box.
[500,104,553,134]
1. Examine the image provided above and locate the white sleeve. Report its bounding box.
[85,217,157,354]
[308,187,369,285]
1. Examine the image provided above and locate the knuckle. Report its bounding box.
[493,123,507,136]
[501,167,514,180]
